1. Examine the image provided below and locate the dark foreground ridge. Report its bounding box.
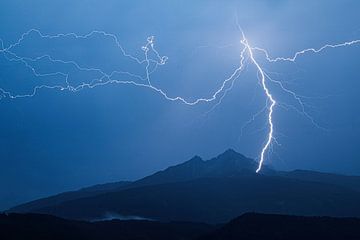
[199,213,360,240]
[1,212,360,240]
[0,212,214,240]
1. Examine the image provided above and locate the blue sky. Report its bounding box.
[0,0,359,209]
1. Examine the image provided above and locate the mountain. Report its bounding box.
[132,149,274,186]
[9,181,132,213]
[199,213,360,240]
[10,149,264,213]
[9,149,360,223]
[22,175,360,223]
[278,169,360,192]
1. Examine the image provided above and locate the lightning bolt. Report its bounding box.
[249,38,360,171]
[0,26,359,173]
[238,34,276,173]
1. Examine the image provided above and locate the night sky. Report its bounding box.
[0,0,359,210]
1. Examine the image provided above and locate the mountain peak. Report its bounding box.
[187,155,203,163]
[213,149,274,174]
[134,150,260,187]
[206,149,258,175]
[218,149,247,159]
[174,155,204,169]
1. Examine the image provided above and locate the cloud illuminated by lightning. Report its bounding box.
[0,26,359,173]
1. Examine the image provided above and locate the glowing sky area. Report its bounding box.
[0,0,359,210]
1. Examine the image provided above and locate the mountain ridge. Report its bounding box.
[9,149,261,212]
[9,149,360,223]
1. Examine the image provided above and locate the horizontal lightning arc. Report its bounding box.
[0,27,360,173]
[0,30,247,106]
[252,39,360,62]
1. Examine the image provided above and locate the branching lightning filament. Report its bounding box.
[0,27,359,172]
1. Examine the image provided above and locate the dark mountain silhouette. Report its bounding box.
[278,169,360,192]
[131,149,274,186]
[9,181,131,213]
[23,175,360,223]
[2,212,360,240]
[10,149,265,213]
[9,149,360,223]
[199,213,360,240]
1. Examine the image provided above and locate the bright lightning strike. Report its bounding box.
[249,37,360,172]
[0,27,359,173]
[239,34,276,173]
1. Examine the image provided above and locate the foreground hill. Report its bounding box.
[0,213,213,240]
[24,175,360,223]
[2,212,360,240]
[199,213,360,240]
[9,149,267,213]
[9,149,360,223]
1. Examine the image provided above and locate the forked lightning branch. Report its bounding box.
[0,27,359,172]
